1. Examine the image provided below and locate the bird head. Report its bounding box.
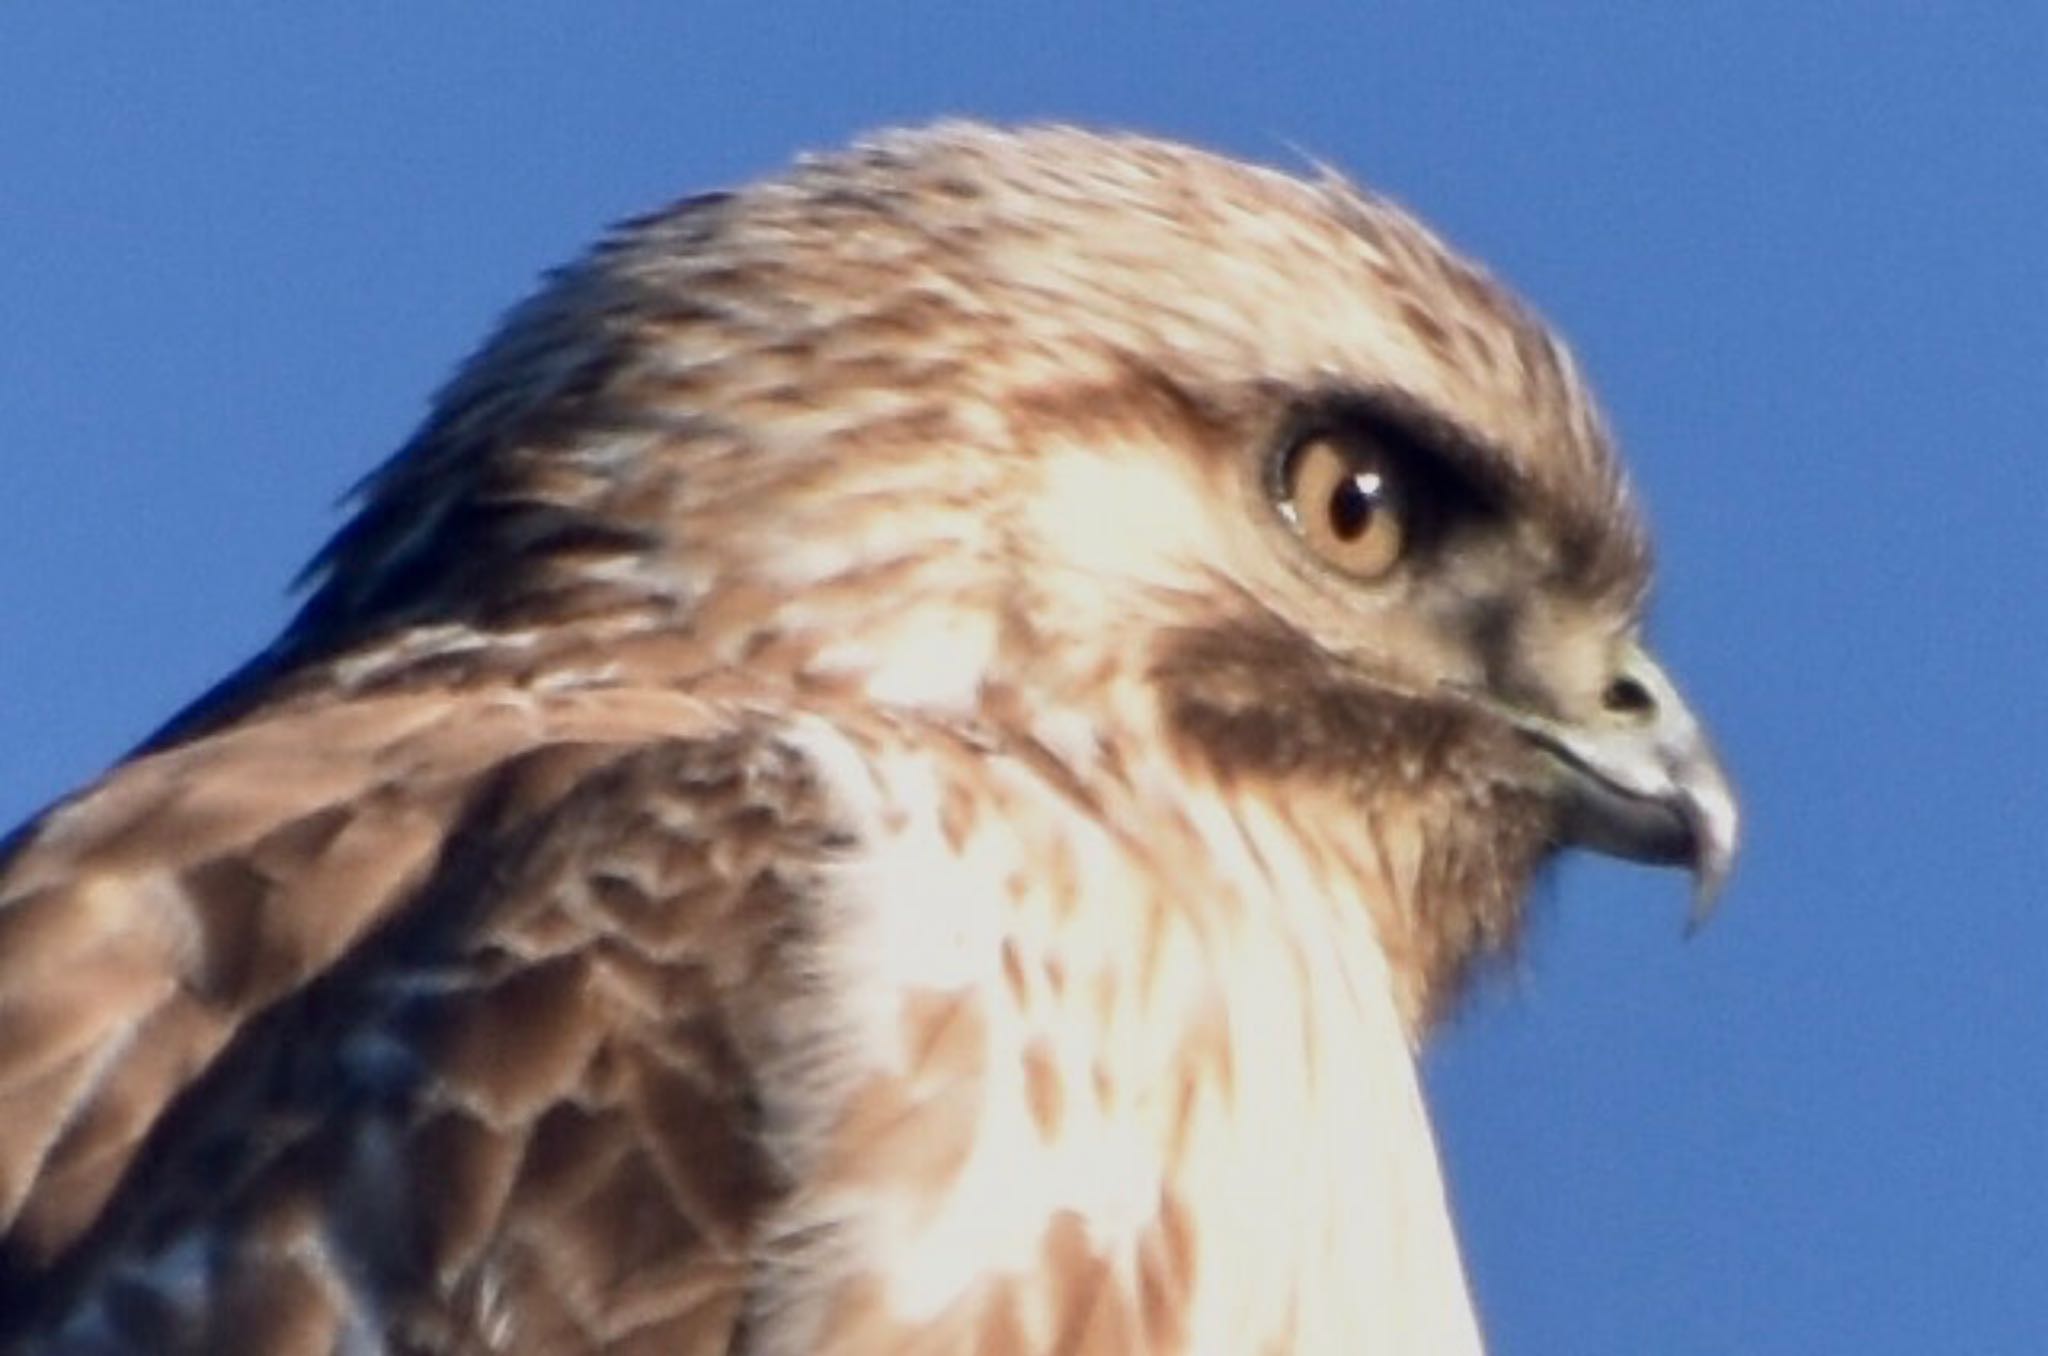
[275,124,1735,1024]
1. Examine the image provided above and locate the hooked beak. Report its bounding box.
[1464,646,1738,928]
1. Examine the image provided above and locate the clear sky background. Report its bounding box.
[1,7,2041,1352]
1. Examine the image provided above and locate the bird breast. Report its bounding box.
[748,709,1485,1354]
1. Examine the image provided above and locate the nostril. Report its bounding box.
[1603,674,1656,719]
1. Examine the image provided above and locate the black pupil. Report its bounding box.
[1327,470,1379,541]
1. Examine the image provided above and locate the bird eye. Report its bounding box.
[1279,432,1408,579]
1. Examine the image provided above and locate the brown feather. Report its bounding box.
[0,692,836,1352]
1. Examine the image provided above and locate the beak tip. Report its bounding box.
[1687,766,1736,934]
[1683,875,1722,938]
[1680,789,1739,936]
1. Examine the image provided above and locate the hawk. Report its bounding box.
[0,125,1736,1353]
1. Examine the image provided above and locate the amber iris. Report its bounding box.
[1283,434,1407,579]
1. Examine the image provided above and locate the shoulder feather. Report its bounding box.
[0,688,847,1353]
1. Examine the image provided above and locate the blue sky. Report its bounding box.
[1,8,2042,1351]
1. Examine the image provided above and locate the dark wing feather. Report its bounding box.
[0,688,841,1354]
